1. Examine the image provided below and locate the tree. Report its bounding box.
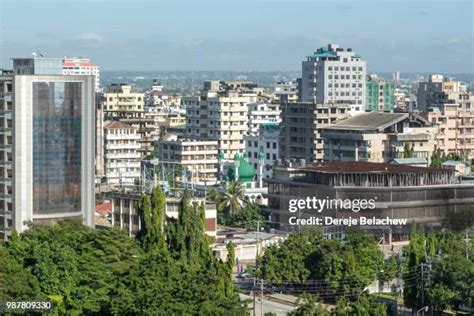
[403,142,414,158]
[0,245,40,301]
[219,181,248,216]
[430,147,443,167]
[258,230,384,299]
[221,202,264,230]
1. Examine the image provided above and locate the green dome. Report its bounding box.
[227,155,255,182]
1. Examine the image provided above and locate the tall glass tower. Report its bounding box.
[7,75,95,235]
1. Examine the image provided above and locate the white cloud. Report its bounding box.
[75,32,104,45]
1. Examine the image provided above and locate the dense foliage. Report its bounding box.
[402,228,473,313]
[218,202,265,230]
[289,293,387,316]
[257,230,385,299]
[1,187,247,315]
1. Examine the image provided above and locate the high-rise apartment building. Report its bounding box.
[103,121,141,184]
[279,102,350,163]
[63,58,101,92]
[301,44,366,115]
[183,81,259,160]
[0,71,95,240]
[366,76,395,112]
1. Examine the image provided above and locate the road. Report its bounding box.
[239,293,296,316]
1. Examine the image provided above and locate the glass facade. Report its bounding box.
[32,82,82,215]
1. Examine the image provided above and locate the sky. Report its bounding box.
[0,0,473,73]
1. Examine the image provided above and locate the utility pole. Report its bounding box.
[464,229,471,260]
[260,278,263,315]
[253,278,256,316]
[421,263,425,314]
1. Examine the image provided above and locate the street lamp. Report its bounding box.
[416,306,429,316]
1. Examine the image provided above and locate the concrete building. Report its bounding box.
[102,84,145,114]
[321,112,437,164]
[63,58,101,92]
[158,135,219,185]
[427,103,474,160]
[103,189,217,238]
[416,74,468,110]
[0,72,95,240]
[273,81,299,103]
[245,123,280,180]
[264,161,474,239]
[301,44,366,115]
[103,121,141,185]
[279,102,351,163]
[12,56,63,75]
[183,81,259,160]
[366,76,395,112]
[247,102,280,134]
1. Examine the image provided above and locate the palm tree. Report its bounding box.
[218,181,248,216]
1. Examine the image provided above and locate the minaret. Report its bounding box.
[218,151,225,182]
[233,153,240,182]
[258,149,264,188]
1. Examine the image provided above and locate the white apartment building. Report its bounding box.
[244,123,279,181]
[183,81,259,160]
[63,58,101,92]
[103,121,141,185]
[301,44,366,115]
[248,102,281,134]
[158,135,219,184]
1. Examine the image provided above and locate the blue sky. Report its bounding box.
[0,0,472,72]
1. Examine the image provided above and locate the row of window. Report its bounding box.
[329,83,363,88]
[328,66,363,71]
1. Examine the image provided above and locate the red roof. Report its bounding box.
[104,120,136,130]
[95,202,112,215]
[63,59,97,67]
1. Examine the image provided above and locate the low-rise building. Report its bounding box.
[264,161,474,240]
[103,121,141,184]
[104,189,217,238]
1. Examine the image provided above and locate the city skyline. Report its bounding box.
[1,0,473,73]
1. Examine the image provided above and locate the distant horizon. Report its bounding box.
[1,0,472,73]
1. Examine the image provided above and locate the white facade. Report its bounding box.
[247,102,281,134]
[183,81,259,160]
[103,121,141,184]
[244,124,279,181]
[4,75,95,238]
[302,44,366,115]
[62,58,101,92]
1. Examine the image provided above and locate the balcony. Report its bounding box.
[105,134,141,140]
